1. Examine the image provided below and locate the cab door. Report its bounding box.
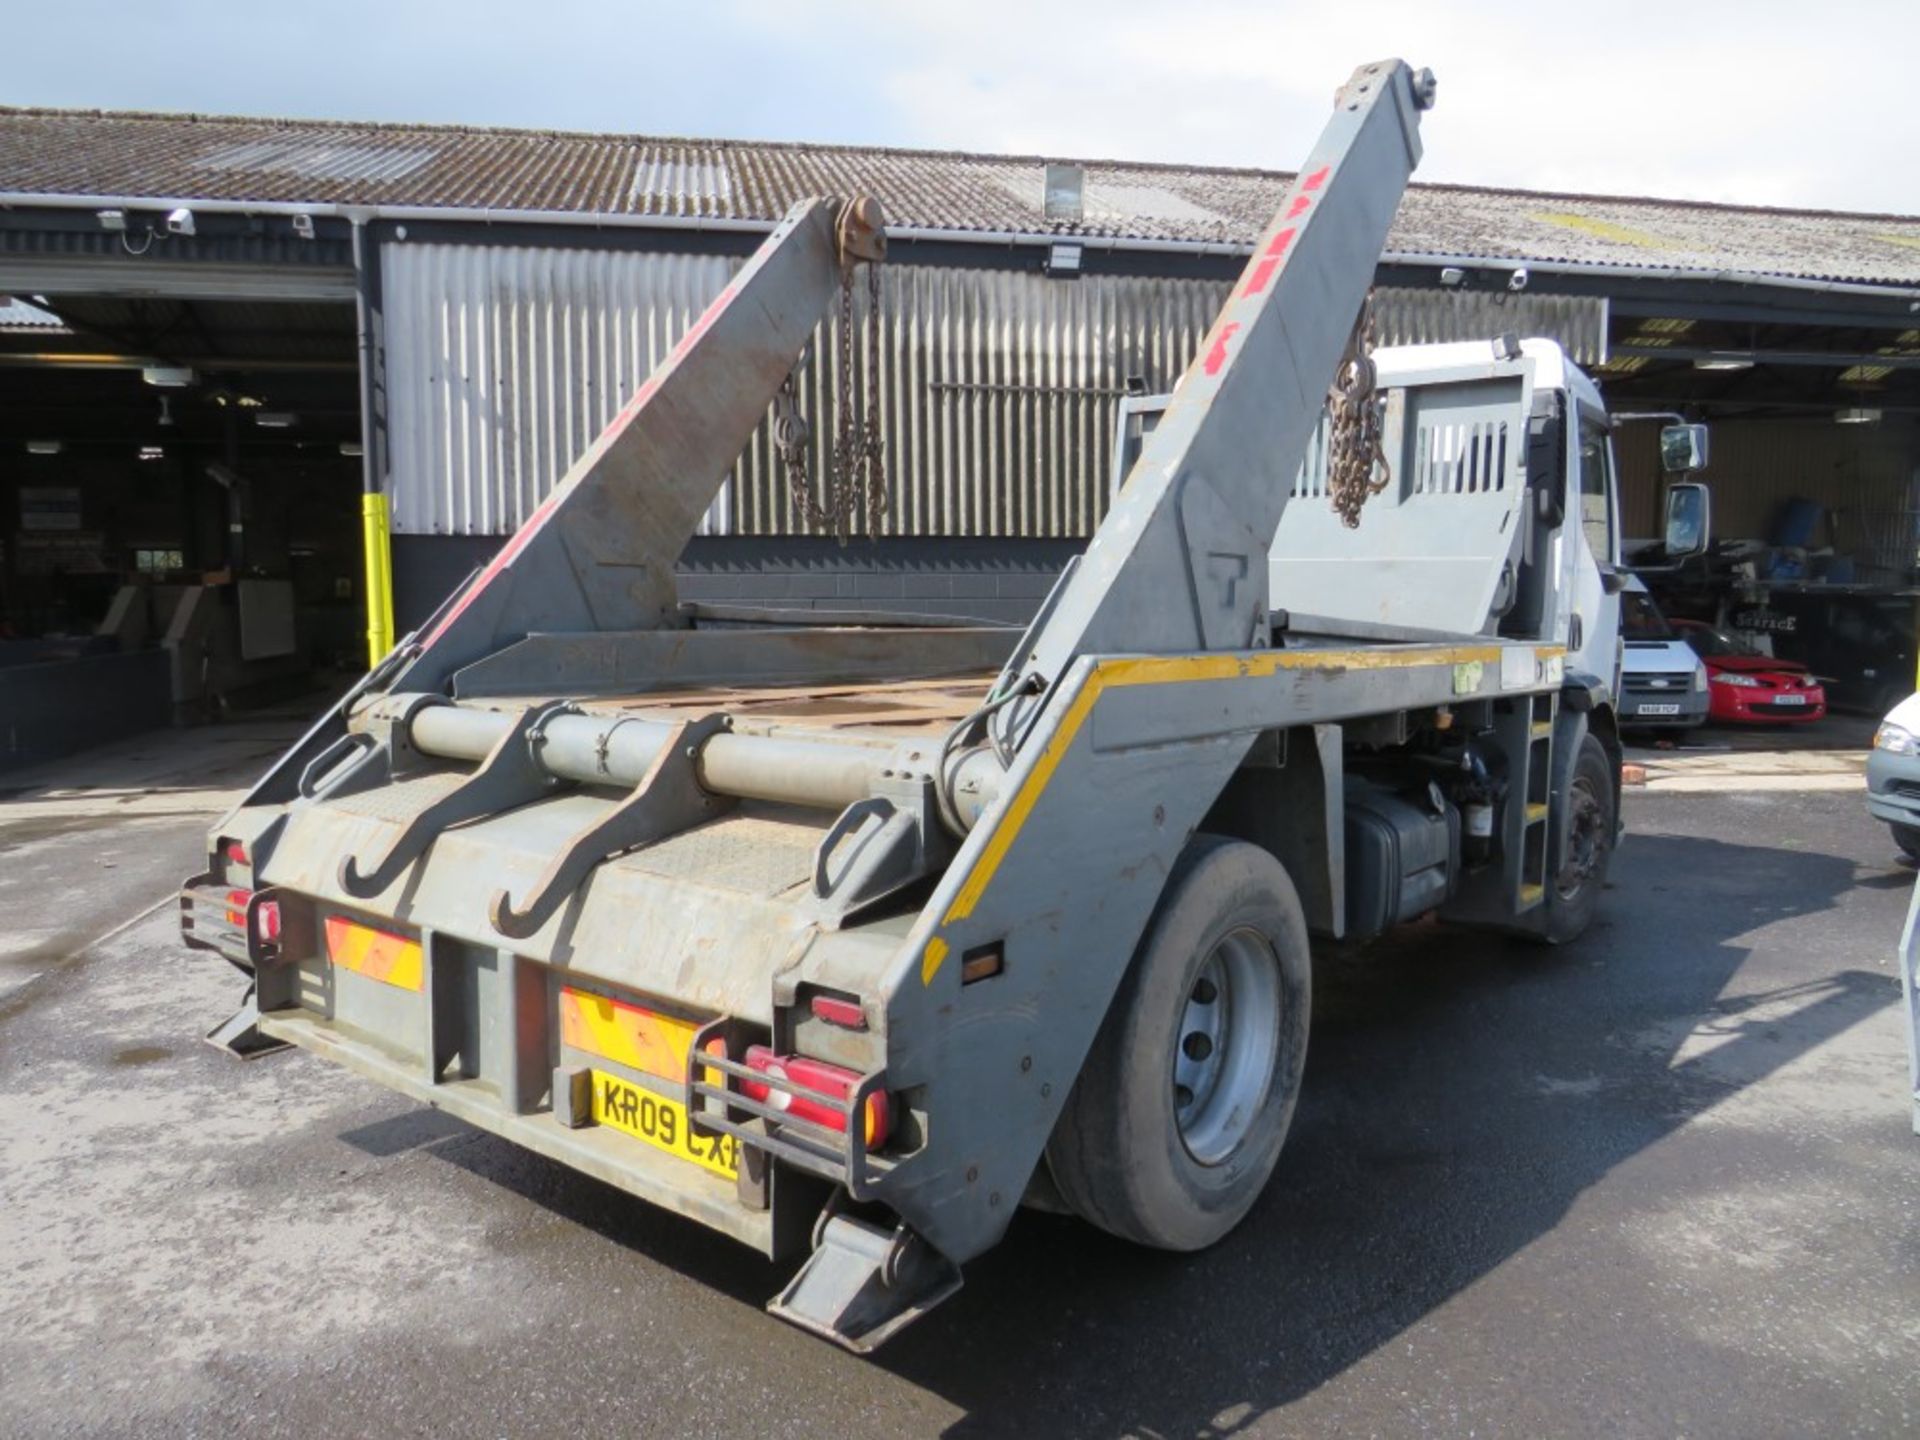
[1568,407,1624,690]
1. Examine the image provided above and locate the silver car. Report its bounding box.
[1866,692,1920,859]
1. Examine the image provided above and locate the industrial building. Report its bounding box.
[1,106,1917,761]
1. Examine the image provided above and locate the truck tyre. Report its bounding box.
[1541,732,1615,945]
[1046,836,1311,1252]
[1892,823,1920,863]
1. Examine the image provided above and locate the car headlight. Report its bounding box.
[1874,722,1920,755]
[1714,672,1762,688]
[1692,663,1708,693]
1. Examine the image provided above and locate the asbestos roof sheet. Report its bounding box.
[1,107,1916,286]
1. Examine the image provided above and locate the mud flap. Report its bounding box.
[767,1210,962,1352]
[204,984,292,1060]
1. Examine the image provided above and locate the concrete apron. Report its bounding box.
[1625,748,1867,794]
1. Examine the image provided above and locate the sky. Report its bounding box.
[7,0,1917,214]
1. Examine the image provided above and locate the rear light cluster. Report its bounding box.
[740,1045,891,1149]
[220,887,281,943]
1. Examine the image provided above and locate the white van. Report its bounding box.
[1618,576,1708,730]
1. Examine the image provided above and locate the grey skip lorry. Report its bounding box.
[180,60,1709,1351]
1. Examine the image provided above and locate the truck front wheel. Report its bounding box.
[1541,732,1616,945]
[1046,836,1311,1251]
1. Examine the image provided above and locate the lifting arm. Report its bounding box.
[392,197,886,695]
[990,60,1435,752]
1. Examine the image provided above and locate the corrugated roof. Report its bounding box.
[0,294,66,331]
[1,107,1917,286]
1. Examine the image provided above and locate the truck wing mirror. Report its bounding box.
[1664,482,1711,558]
[1598,566,1627,596]
[1659,423,1710,473]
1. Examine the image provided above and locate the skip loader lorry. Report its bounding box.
[181,60,1634,1351]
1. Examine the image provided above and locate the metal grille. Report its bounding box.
[1412,419,1511,495]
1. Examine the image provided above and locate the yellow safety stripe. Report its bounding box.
[325,915,424,992]
[558,987,697,1084]
[922,642,1560,983]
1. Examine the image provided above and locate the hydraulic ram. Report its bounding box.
[400,701,1004,827]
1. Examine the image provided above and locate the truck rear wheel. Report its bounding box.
[1046,836,1311,1252]
[1540,732,1615,945]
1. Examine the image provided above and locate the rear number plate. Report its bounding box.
[1637,703,1681,716]
[589,1070,738,1179]
[1773,693,1807,705]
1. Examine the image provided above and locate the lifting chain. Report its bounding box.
[774,202,889,545]
[1325,289,1391,529]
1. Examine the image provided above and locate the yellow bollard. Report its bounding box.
[361,491,396,668]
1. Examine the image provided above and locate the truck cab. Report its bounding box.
[1116,336,1627,715]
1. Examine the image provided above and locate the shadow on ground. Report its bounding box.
[345,827,1896,1436]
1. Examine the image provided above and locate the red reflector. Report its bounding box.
[255,900,282,944]
[741,1045,890,1148]
[224,888,252,927]
[808,994,867,1030]
[222,839,249,867]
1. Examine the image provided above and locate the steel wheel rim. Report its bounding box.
[1173,926,1281,1166]
[1554,774,1606,901]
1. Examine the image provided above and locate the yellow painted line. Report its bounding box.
[1873,232,1920,253]
[559,987,696,1084]
[1530,211,1669,249]
[324,915,423,992]
[920,936,950,987]
[922,642,1554,983]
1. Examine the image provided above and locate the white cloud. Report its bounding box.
[754,0,1919,213]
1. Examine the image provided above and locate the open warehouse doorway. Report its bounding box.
[0,280,367,767]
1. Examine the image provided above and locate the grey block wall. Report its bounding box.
[0,648,172,772]
[392,534,1083,634]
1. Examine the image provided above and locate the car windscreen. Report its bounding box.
[1684,625,1759,657]
[1621,591,1673,640]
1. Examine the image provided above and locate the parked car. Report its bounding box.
[1618,577,1708,731]
[1867,692,1920,859]
[1670,618,1826,724]
[1728,587,1918,715]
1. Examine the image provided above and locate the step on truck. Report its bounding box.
[181,59,1632,1351]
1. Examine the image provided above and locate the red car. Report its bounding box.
[1671,619,1827,724]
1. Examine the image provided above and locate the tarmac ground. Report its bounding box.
[1,718,1915,1438]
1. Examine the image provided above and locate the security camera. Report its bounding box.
[1438,266,1466,288]
[291,213,315,240]
[1508,267,1529,292]
[166,207,196,237]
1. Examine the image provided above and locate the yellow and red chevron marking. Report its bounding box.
[558,987,697,1083]
[323,915,424,992]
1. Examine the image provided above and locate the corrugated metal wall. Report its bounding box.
[1616,414,1920,578]
[381,241,1606,540]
